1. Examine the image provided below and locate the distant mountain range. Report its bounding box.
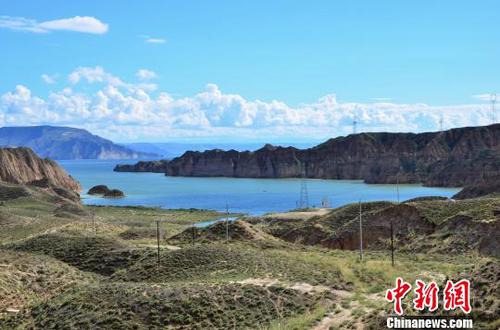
[0,126,157,160]
[122,142,317,159]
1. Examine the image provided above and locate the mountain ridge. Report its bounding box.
[115,124,500,187]
[0,126,157,160]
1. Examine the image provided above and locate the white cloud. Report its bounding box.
[472,93,497,101]
[371,97,393,102]
[0,66,495,141]
[41,74,56,84]
[68,66,122,85]
[136,69,157,80]
[0,16,108,34]
[68,66,158,92]
[145,38,166,44]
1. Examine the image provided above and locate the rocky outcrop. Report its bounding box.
[88,185,111,195]
[104,189,125,198]
[114,160,169,173]
[87,185,125,198]
[0,147,81,192]
[115,124,500,187]
[452,182,500,199]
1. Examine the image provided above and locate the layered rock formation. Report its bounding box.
[115,124,500,187]
[114,160,169,173]
[0,147,81,200]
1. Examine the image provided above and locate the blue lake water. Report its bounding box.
[58,160,461,215]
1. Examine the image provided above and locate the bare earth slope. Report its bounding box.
[0,147,81,192]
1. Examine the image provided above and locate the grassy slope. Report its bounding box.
[0,185,498,329]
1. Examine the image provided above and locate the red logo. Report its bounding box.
[386,278,471,315]
[386,277,412,315]
[413,280,439,312]
[443,279,471,314]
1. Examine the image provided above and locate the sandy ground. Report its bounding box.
[262,208,332,221]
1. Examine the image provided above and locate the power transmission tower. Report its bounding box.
[299,163,309,209]
[491,93,497,123]
[352,113,358,134]
[321,196,330,208]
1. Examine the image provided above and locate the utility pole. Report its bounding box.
[359,200,363,261]
[156,220,161,266]
[390,220,395,267]
[191,224,195,246]
[225,202,229,244]
[92,212,96,236]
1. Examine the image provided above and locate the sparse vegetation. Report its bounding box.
[0,184,498,329]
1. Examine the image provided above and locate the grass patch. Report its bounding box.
[3,282,321,329]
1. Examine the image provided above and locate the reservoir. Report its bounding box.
[59,159,461,215]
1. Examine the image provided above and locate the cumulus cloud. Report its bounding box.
[0,15,108,34]
[41,74,56,84]
[67,66,157,92]
[136,69,157,80]
[0,66,495,141]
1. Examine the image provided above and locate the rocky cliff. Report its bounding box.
[0,147,81,196]
[115,124,500,187]
[114,160,169,173]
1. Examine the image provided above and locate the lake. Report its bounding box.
[58,159,461,215]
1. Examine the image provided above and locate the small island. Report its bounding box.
[88,185,125,198]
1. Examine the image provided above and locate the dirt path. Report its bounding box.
[237,278,370,329]
[311,289,386,330]
[262,208,332,221]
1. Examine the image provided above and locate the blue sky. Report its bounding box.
[0,0,498,142]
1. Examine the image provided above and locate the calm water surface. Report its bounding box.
[58,160,461,215]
